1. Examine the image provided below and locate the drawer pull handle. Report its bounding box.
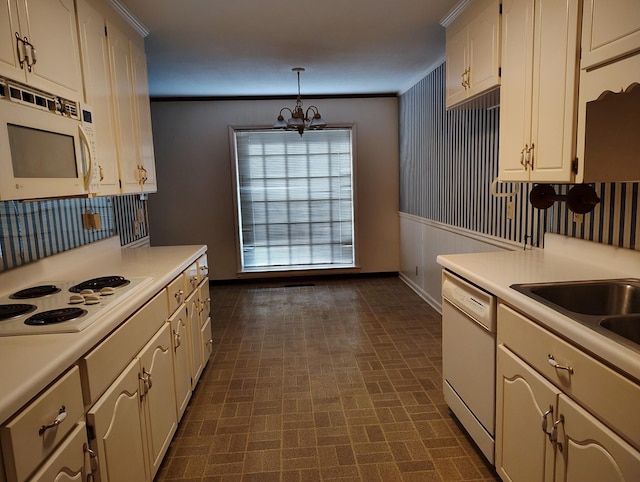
[547,354,573,374]
[39,406,67,435]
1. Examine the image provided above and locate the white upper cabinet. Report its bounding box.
[130,40,157,192]
[573,0,640,183]
[0,0,83,101]
[76,0,121,195]
[581,0,640,70]
[444,0,501,108]
[107,21,157,194]
[498,0,581,182]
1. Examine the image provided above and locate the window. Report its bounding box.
[233,128,355,272]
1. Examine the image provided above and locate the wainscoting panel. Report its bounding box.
[399,63,639,252]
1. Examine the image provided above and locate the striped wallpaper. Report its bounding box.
[399,63,639,251]
[0,194,149,271]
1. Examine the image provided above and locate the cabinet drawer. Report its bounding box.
[498,304,640,450]
[1,366,84,482]
[197,254,209,281]
[185,262,199,295]
[166,273,186,315]
[81,291,168,405]
[28,422,88,482]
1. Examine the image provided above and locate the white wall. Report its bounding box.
[147,97,400,280]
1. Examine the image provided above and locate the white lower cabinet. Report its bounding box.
[87,322,177,482]
[496,345,556,482]
[87,357,148,482]
[496,304,640,482]
[198,279,213,368]
[169,304,192,421]
[186,289,204,389]
[28,422,89,482]
[0,367,87,482]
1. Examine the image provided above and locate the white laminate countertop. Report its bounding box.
[437,234,640,383]
[0,236,207,424]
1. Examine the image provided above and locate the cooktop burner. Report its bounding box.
[24,308,88,325]
[0,304,37,321]
[69,276,130,293]
[10,284,61,299]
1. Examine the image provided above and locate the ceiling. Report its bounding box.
[116,0,460,98]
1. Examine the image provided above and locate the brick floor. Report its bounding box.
[156,276,500,481]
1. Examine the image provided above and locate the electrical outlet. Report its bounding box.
[573,213,584,224]
[507,201,515,220]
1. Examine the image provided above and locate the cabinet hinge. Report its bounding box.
[498,67,502,77]
[86,424,96,441]
[104,25,108,37]
[499,2,502,14]
[571,159,579,174]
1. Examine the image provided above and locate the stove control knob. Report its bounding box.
[100,287,116,296]
[80,289,95,296]
[84,294,101,305]
[69,294,85,304]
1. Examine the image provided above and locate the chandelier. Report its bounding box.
[273,67,327,136]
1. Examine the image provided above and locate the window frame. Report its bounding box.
[229,125,359,275]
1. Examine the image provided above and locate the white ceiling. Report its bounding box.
[117,0,460,98]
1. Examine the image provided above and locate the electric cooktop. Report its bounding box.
[0,276,152,336]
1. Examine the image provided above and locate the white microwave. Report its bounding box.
[0,79,100,201]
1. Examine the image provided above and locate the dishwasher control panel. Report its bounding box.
[442,270,496,332]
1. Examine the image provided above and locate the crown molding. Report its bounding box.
[440,0,472,27]
[109,0,150,37]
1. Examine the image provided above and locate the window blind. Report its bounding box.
[234,129,355,271]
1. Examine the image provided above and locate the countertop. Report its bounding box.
[0,237,207,424]
[437,233,640,383]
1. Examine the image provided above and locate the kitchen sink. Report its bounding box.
[600,315,640,345]
[510,279,640,351]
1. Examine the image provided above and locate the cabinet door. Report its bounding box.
[556,395,640,482]
[107,22,139,193]
[130,41,157,193]
[201,316,213,367]
[529,0,580,182]
[496,346,556,482]
[139,323,177,479]
[87,358,149,482]
[445,26,468,107]
[170,305,192,421]
[498,0,535,181]
[17,0,83,100]
[581,0,640,69]
[0,0,22,81]
[76,0,120,195]
[186,290,204,388]
[467,0,501,97]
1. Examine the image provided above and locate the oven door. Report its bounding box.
[0,99,93,200]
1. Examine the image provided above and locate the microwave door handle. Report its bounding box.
[78,125,95,192]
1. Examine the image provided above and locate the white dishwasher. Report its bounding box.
[442,270,497,463]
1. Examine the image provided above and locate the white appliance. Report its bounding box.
[0,76,100,201]
[0,276,152,336]
[442,270,497,463]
